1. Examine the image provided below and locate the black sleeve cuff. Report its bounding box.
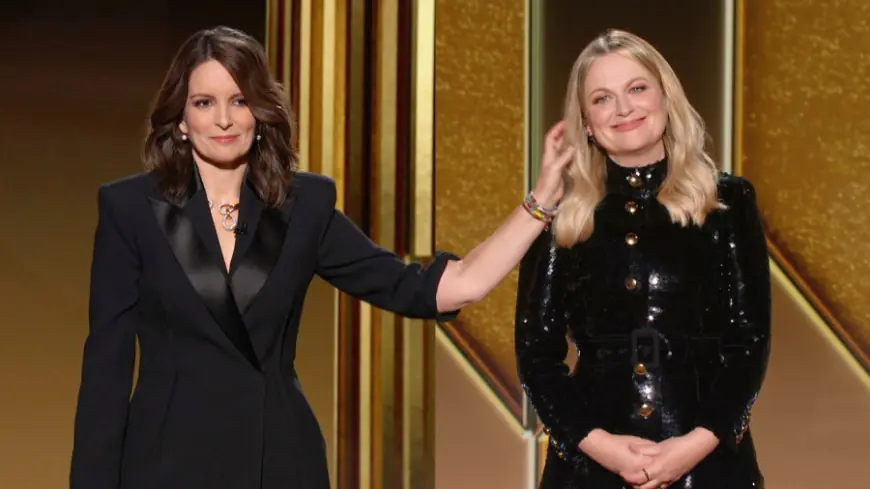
[423,251,462,323]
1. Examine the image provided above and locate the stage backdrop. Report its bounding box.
[2,1,869,488]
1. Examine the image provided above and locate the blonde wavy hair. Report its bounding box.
[553,29,722,248]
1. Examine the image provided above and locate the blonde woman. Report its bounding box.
[516,30,770,489]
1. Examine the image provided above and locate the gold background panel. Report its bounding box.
[433,0,527,416]
[741,0,870,363]
[434,329,533,489]
[749,267,870,489]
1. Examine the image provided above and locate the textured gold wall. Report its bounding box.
[434,0,527,414]
[741,0,870,365]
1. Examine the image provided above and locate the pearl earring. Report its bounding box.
[181,134,188,141]
[256,134,262,141]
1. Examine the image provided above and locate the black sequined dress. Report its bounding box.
[515,157,770,488]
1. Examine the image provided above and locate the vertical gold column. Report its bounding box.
[404,1,436,488]
[368,0,437,487]
[369,1,399,487]
[270,1,442,487]
[265,0,294,102]
[303,0,346,185]
[297,0,311,171]
[266,2,348,488]
[410,0,435,258]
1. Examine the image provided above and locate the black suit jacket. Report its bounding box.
[70,170,458,489]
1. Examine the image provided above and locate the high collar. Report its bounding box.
[605,155,668,199]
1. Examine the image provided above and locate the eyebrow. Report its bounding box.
[587,76,650,96]
[188,92,245,99]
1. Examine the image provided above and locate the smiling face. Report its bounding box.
[583,52,666,166]
[178,59,257,168]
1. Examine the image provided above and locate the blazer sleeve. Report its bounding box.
[70,185,139,489]
[695,177,772,452]
[515,230,595,465]
[314,178,460,322]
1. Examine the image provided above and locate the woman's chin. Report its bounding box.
[607,141,664,163]
[193,151,249,170]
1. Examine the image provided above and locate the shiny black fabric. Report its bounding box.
[516,157,770,489]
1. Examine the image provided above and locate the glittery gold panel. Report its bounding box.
[741,0,870,364]
[434,0,526,415]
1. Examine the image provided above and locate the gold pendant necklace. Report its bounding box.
[208,200,239,231]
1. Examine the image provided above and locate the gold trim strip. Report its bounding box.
[344,0,372,481]
[526,0,544,188]
[320,0,337,180]
[403,318,433,489]
[265,0,277,70]
[721,0,735,173]
[524,0,544,433]
[371,1,404,486]
[377,0,399,249]
[733,0,745,176]
[411,0,435,257]
[282,0,292,102]
[331,0,347,208]
[359,302,373,489]
[372,311,397,489]
[524,3,543,486]
[298,0,312,172]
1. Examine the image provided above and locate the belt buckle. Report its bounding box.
[630,327,660,368]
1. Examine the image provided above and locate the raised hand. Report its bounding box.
[531,120,574,209]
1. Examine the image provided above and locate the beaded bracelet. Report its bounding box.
[522,192,559,223]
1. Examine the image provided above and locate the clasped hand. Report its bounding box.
[580,429,718,489]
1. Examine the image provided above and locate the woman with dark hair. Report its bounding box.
[70,26,572,489]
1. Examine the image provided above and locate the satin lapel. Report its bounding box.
[149,190,260,371]
[230,180,298,315]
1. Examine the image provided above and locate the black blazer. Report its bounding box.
[70,170,458,489]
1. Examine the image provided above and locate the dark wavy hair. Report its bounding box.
[143,26,297,208]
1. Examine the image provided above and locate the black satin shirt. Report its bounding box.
[515,157,771,488]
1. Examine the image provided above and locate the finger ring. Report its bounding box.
[642,468,651,482]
